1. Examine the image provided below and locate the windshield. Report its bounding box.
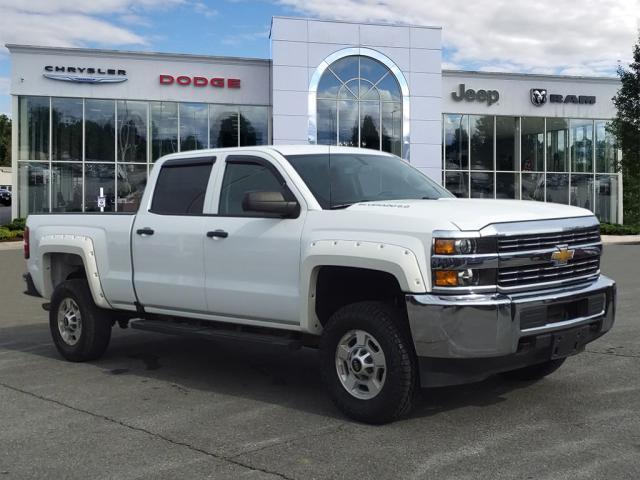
[285,153,453,209]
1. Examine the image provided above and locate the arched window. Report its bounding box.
[315,55,403,157]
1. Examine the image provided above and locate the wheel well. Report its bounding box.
[314,266,406,327]
[45,253,87,293]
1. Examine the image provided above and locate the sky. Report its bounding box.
[0,0,639,116]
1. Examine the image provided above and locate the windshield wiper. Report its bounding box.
[329,203,355,209]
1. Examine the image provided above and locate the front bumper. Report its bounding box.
[406,275,616,386]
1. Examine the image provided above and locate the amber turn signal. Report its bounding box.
[434,270,458,287]
[434,239,456,255]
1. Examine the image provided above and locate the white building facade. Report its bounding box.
[8,16,622,222]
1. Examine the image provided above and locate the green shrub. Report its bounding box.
[5,217,26,231]
[0,227,22,241]
[600,222,640,235]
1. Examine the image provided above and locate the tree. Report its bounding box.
[610,32,640,225]
[0,114,10,167]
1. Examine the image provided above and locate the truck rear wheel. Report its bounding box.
[501,358,566,382]
[320,301,416,424]
[49,279,112,362]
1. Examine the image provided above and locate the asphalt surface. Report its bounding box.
[0,246,638,479]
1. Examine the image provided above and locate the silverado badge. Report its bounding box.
[551,245,575,265]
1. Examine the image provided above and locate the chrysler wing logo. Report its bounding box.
[43,73,127,84]
[531,88,547,106]
[551,245,575,265]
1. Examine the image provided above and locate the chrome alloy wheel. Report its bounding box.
[335,329,387,400]
[57,298,83,346]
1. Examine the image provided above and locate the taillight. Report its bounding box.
[24,226,30,259]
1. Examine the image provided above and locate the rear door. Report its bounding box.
[132,156,217,313]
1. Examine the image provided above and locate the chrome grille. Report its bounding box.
[498,257,600,289]
[497,226,600,253]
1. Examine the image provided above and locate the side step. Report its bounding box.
[129,319,303,350]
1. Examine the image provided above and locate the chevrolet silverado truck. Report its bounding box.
[24,145,616,424]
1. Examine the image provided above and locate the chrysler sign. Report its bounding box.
[43,66,127,84]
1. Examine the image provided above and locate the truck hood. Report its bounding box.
[347,198,594,231]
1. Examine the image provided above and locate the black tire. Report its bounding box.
[49,279,112,362]
[320,301,417,424]
[501,358,566,382]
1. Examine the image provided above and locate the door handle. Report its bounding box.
[136,227,155,236]
[206,230,228,239]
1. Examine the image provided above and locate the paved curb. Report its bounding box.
[601,235,640,245]
[0,241,22,251]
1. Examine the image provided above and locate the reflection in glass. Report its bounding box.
[179,103,208,151]
[595,174,619,224]
[496,116,518,171]
[471,172,494,198]
[595,120,617,172]
[151,102,178,162]
[570,174,593,210]
[445,171,469,198]
[570,119,593,173]
[85,164,115,212]
[210,105,238,148]
[546,118,569,172]
[470,115,494,170]
[521,117,544,171]
[85,99,115,162]
[496,173,519,199]
[117,101,147,162]
[18,162,49,216]
[18,96,49,160]
[444,114,468,170]
[317,70,342,99]
[317,100,337,145]
[338,100,358,147]
[52,97,82,161]
[522,172,544,201]
[546,173,569,204]
[360,103,380,150]
[51,163,82,212]
[117,164,147,212]
[381,102,402,157]
[240,106,268,146]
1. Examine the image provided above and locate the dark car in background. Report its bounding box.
[0,188,11,206]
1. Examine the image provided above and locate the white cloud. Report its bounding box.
[276,0,640,76]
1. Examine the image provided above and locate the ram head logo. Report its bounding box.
[530,88,547,106]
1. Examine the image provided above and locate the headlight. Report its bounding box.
[434,238,477,255]
[431,235,498,291]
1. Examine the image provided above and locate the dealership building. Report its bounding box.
[7,16,623,222]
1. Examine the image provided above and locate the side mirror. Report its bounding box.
[242,191,299,217]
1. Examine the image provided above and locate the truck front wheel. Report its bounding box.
[49,279,112,362]
[320,301,417,424]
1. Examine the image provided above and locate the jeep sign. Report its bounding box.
[451,84,500,106]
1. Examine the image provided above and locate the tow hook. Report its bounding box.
[42,303,50,311]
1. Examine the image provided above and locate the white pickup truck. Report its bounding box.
[24,145,616,423]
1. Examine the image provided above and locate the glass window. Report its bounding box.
[117,164,147,212]
[151,160,213,215]
[595,120,617,173]
[522,172,544,201]
[85,164,115,212]
[444,114,468,170]
[546,173,569,204]
[316,55,402,156]
[240,106,268,146]
[595,174,620,223]
[51,163,82,212]
[570,174,593,211]
[219,160,288,216]
[496,116,518,171]
[85,99,115,162]
[151,102,178,162]
[51,97,82,161]
[496,172,519,199]
[117,101,147,163]
[210,105,238,148]
[179,103,208,151]
[546,118,569,172]
[570,119,593,173]
[469,115,493,170]
[18,162,49,216]
[521,117,544,172]
[445,171,469,198]
[18,96,49,160]
[471,172,494,198]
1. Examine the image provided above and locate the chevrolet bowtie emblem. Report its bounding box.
[551,245,575,265]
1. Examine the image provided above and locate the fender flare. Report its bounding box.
[300,239,426,334]
[38,234,111,309]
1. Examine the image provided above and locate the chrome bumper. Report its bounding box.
[406,275,616,359]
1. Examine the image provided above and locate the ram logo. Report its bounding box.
[530,88,547,106]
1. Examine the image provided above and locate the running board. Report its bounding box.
[129,319,303,350]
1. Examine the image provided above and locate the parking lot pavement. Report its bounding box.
[0,246,639,480]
